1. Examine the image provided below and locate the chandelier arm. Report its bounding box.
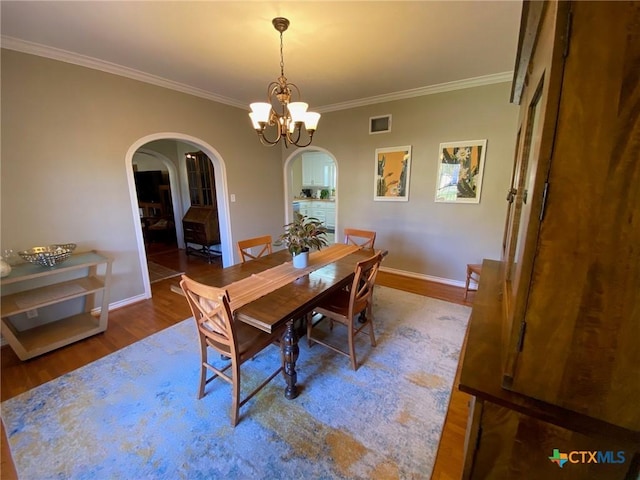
[267,81,282,100]
[285,124,302,145]
[285,125,315,148]
[288,83,301,102]
[258,134,280,147]
[293,132,314,148]
[257,122,283,146]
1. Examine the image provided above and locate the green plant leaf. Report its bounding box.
[274,212,329,256]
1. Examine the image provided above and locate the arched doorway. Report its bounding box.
[125,133,233,299]
[133,148,183,253]
[283,147,339,243]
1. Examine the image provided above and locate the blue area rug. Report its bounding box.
[1,286,470,479]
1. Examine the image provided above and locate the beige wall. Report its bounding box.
[132,151,168,172]
[0,49,284,304]
[1,48,518,313]
[298,83,519,282]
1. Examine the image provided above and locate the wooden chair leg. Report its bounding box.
[366,305,376,347]
[198,363,207,400]
[348,325,358,371]
[307,313,315,347]
[198,341,207,399]
[230,361,241,427]
[464,266,472,299]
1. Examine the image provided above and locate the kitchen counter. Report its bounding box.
[293,198,335,202]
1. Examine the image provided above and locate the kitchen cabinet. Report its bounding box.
[296,200,335,231]
[0,251,112,361]
[308,204,325,223]
[297,202,309,217]
[324,202,335,230]
[325,163,336,189]
[459,1,640,478]
[302,153,335,188]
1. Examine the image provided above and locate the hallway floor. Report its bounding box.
[146,242,221,275]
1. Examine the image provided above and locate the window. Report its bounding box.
[185,152,216,207]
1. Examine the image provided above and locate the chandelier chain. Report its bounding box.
[279,31,285,78]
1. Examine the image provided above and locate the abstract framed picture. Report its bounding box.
[374,145,411,202]
[435,139,487,203]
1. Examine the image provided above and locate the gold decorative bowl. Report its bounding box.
[19,243,77,267]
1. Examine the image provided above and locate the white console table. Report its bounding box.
[1,251,112,360]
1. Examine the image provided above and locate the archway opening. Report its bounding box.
[283,147,339,244]
[125,133,233,298]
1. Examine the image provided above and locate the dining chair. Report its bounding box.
[307,252,383,370]
[464,263,482,299]
[237,235,273,263]
[344,228,376,249]
[180,275,284,426]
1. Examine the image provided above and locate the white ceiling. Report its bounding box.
[1,1,523,112]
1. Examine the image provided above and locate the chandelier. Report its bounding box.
[249,17,321,148]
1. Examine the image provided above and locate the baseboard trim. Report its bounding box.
[90,293,149,315]
[107,293,149,312]
[379,266,467,288]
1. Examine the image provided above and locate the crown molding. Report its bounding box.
[2,35,512,113]
[316,72,514,112]
[0,36,247,109]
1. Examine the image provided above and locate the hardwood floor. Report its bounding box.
[1,246,474,479]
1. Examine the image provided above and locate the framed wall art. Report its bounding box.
[374,145,411,202]
[435,139,487,203]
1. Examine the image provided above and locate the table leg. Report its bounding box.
[282,319,299,399]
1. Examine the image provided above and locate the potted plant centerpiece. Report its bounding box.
[276,212,329,268]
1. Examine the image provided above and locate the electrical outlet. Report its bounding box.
[26,309,38,318]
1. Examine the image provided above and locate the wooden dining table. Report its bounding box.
[172,244,385,400]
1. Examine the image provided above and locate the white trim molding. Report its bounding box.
[2,35,513,113]
[379,266,466,288]
[1,36,246,109]
[317,72,514,112]
[91,294,148,315]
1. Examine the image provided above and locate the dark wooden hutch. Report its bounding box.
[458,1,640,478]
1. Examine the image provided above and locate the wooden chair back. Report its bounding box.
[179,274,284,426]
[307,251,382,370]
[139,202,164,218]
[344,228,376,249]
[347,252,383,320]
[180,275,236,358]
[237,235,273,262]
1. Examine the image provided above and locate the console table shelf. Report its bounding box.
[1,276,105,316]
[1,251,112,360]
